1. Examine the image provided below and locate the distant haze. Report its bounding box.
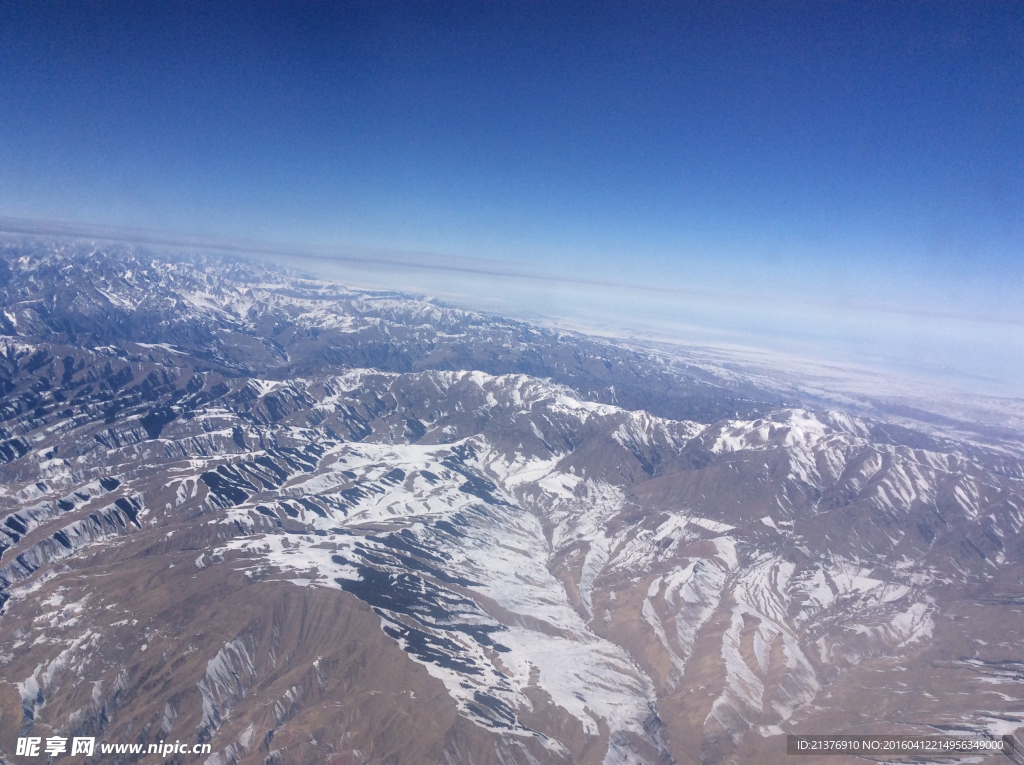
[3,217,1021,399]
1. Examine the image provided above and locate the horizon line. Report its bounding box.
[1,214,1020,328]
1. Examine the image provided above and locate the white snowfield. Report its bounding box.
[201,370,984,762]
[4,251,1020,764]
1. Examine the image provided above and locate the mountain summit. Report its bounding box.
[0,241,1021,765]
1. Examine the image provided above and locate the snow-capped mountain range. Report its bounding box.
[0,239,1021,765]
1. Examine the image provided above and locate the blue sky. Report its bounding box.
[1,2,1022,394]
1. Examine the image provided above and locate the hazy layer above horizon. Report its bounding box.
[3,218,1021,401]
[274,244,1024,400]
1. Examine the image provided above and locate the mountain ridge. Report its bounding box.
[0,238,1022,765]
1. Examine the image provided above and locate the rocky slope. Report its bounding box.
[0,239,1022,765]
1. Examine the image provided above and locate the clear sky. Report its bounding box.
[1,2,1022,395]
